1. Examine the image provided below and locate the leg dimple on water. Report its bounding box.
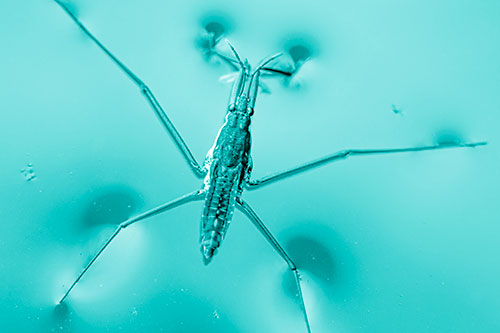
[204,21,226,41]
[196,13,233,58]
[435,129,465,146]
[287,44,312,65]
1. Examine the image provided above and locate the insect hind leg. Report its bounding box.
[58,190,204,304]
[236,198,312,333]
[53,0,205,177]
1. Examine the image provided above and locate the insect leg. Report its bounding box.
[206,42,292,76]
[212,50,240,71]
[236,199,311,333]
[59,189,204,304]
[261,67,293,77]
[213,51,292,76]
[246,141,487,189]
[53,0,205,177]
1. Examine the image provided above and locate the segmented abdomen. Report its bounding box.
[200,171,239,257]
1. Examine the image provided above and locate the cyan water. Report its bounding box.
[1,0,499,332]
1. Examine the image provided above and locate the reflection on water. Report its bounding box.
[137,290,240,332]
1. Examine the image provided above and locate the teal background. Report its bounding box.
[1,0,499,332]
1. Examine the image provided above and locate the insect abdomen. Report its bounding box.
[200,173,239,264]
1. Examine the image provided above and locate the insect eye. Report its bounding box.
[247,107,254,116]
[229,104,236,112]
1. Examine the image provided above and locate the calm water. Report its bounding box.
[1,0,499,332]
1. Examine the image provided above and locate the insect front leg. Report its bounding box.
[59,190,204,304]
[53,0,205,177]
[246,141,487,189]
[236,199,311,333]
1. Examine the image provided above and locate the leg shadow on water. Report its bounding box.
[281,222,358,302]
[80,185,142,228]
[434,129,467,147]
[50,302,73,331]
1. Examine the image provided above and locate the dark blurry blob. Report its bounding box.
[282,235,336,299]
[196,13,233,61]
[81,185,141,227]
[50,302,72,331]
[280,37,317,88]
[280,223,357,302]
[435,129,464,146]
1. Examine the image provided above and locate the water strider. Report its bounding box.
[53,1,486,331]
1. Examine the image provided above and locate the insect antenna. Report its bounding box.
[252,52,283,76]
[225,40,245,69]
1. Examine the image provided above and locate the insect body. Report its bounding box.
[200,50,279,264]
[53,1,486,332]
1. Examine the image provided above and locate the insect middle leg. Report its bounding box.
[53,0,205,177]
[236,198,311,333]
[246,141,487,189]
[59,189,205,304]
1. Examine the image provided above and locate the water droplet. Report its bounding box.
[392,104,404,115]
[20,163,36,181]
